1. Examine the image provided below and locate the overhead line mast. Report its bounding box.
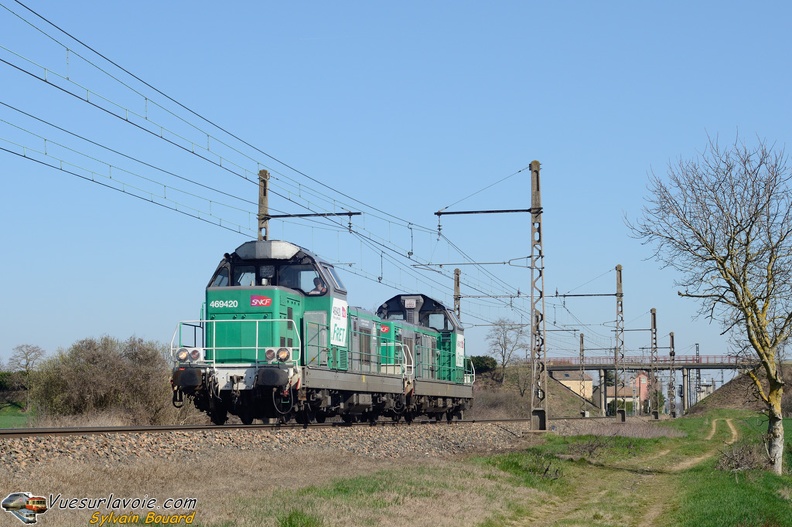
[528,160,547,430]
[257,169,360,241]
[434,160,547,430]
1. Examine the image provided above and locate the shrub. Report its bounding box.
[29,336,195,425]
[470,355,497,375]
[716,438,769,475]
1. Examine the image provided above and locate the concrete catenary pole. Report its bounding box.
[529,160,548,430]
[580,333,587,416]
[649,308,660,419]
[668,332,677,417]
[258,169,270,241]
[454,268,461,321]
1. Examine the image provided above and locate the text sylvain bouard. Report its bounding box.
[90,510,196,525]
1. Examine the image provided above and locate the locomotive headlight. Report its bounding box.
[265,349,276,361]
[189,348,202,361]
[176,348,190,362]
[277,348,291,362]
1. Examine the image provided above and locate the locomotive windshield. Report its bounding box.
[208,260,345,295]
[206,240,346,295]
[233,265,256,287]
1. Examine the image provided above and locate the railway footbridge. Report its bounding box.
[546,355,757,416]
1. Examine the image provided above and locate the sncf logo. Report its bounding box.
[250,295,272,307]
[380,325,390,333]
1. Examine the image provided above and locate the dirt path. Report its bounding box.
[514,419,741,526]
[674,418,738,471]
[639,418,739,525]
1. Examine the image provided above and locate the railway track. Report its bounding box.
[0,417,547,438]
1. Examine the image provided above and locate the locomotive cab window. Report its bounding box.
[259,265,275,285]
[323,265,347,293]
[428,313,448,331]
[233,266,256,287]
[209,267,230,287]
[279,264,324,294]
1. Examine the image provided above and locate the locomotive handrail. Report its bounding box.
[171,318,302,367]
[465,358,476,385]
[380,342,414,380]
[399,343,414,381]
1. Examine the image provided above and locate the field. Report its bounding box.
[254,412,792,527]
[1,409,790,527]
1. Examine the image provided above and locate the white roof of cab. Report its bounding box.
[235,240,301,260]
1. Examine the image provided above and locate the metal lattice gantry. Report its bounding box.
[614,265,625,420]
[667,332,677,417]
[649,308,660,417]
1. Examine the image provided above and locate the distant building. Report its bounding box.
[591,371,652,414]
[551,371,593,400]
[696,378,716,401]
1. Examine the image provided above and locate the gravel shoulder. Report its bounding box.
[0,422,541,527]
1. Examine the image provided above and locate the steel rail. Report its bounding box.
[0,418,551,438]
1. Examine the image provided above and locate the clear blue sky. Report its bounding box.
[1,1,790,381]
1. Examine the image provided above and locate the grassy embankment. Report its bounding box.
[0,402,30,428]
[227,409,792,527]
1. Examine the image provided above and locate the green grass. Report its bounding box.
[658,414,792,527]
[479,448,567,489]
[0,402,31,427]
[540,432,663,461]
[277,510,325,527]
[667,463,792,527]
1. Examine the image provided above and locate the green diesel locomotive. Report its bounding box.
[171,239,475,424]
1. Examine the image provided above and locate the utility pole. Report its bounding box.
[614,264,625,421]
[434,160,546,429]
[553,267,622,419]
[667,332,677,417]
[579,333,587,416]
[258,169,270,240]
[695,343,701,405]
[454,268,461,320]
[649,308,660,418]
[529,160,548,430]
[258,168,360,241]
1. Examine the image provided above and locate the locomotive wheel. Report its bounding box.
[209,404,228,426]
[239,409,254,425]
[295,408,314,425]
[341,414,356,424]
[314,413,327,424]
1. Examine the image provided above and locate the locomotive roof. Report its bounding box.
[377,293,462,332]
[378,293,450,312]
[234,240,326,264]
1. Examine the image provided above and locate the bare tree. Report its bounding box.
[487,318,529,384]
[507,352,532,397]
[629,136,789,474]
[8,344,46,411]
